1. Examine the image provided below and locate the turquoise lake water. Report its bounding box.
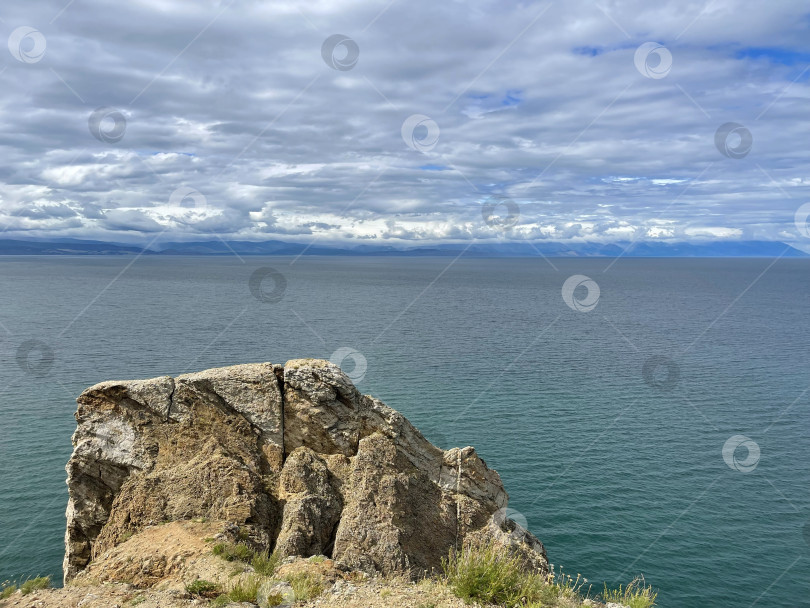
[0,256,808,606]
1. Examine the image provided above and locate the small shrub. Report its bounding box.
[307,555,326,564]
[212,542,254,563]
[20,576,50,596]
[185,579,221,598]
[128,594,146,606]
[603,577,658,608]
[283,571,323,601]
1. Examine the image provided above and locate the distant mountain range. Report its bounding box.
[0,237,806,257]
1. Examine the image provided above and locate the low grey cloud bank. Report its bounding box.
[1,0,809,248]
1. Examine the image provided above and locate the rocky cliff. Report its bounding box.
[63,359,548,586]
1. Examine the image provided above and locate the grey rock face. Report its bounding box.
[275,447,343,558]
[64,359,548,583]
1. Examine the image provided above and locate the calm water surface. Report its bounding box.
[0,256,808,607]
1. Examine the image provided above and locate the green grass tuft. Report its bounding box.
[283,571,323,601]
[19,576,51,596]
[212,541,280,582]
[185,579,221,598]
[0,584,17,600]
[602,577,658,608]
[442,541,545,608]
[443,541,655,608]
[251,550,280,576]
[212,542,255,563]
[226,575,262,603]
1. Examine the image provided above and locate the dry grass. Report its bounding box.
[601,577,658,608]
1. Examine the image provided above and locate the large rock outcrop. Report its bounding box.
[64,359,548,584]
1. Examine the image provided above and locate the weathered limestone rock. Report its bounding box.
[275,447,342,558]
[64,359,548,584]
[63,375,174,581]
[331,432,457,574]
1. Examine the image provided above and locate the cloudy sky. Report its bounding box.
[1,0,809,247]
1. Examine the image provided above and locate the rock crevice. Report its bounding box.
[64,359,547,584]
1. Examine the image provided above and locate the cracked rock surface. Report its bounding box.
[64,359,548,584]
